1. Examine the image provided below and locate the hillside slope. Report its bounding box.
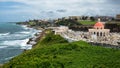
[2,32,120,68]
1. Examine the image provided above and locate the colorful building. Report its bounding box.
[89,19,110,40]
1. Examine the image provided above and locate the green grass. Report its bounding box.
[28,22,36,26]
[78,20,96,25]
[106,21,120,26]
[2,32,120,68]
[56,19,82,27]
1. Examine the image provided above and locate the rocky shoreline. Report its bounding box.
[23,25,45,50]
[16,23,44,50]
[27,30,45,48]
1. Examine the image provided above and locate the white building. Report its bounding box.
[53,26,69,35]
[89,19,110,40]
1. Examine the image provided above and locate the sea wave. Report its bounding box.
[21,25,31,30]
[4,56,15,61]
[0,46,8,49]
[0,25,41,49]
[36,29,42,32]
[0,38,33,50]
[21,44,32,50]
[0,32,10,36]
[0,23,42,64]
[0,33,30,41]
[0,39,29,46]
[15,31,31,34]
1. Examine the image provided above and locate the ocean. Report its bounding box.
[0,22,41,64]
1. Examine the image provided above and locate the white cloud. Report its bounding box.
[0,0,120,21]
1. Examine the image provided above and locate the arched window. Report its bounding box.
[100,32,102,36]
[103,32,105,36]
[97,32,99,36]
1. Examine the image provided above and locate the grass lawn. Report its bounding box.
[2,32,120,68]
[78,20,96,25]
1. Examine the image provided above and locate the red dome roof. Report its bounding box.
[94,22,104,29]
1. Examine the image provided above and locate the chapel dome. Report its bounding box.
[94,19,104,29]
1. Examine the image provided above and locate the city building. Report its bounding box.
[69,16,82,20]
[88,19,110,40]
[53,26,69,35]
[116,14,120,21]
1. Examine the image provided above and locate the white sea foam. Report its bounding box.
[0,39,29,46]
[0,38,34,50]
[21,25,32,30]
[0,25,41,50]
[16,31,31,34]
[0,33,29,41]
[36,29,42,32]
[4,56,14,61]
[0,32,10,36]
[0,23,42,64]
[21,44,32,50]
[21,25,28,29]
[0,46,8,49]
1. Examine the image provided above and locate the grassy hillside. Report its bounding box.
[56,19,82,26]
[78,20,96,25]
[2,32,120,68]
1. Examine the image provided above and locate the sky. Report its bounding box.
[0,0,120,22]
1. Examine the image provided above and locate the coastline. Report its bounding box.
[0,25,45,66]
[20,24,45,50]
[26,29,45,48]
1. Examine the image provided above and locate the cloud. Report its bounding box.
[56,9,67,13]
[0,0,120,22]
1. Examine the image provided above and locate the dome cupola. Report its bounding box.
[94,18,104,29]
